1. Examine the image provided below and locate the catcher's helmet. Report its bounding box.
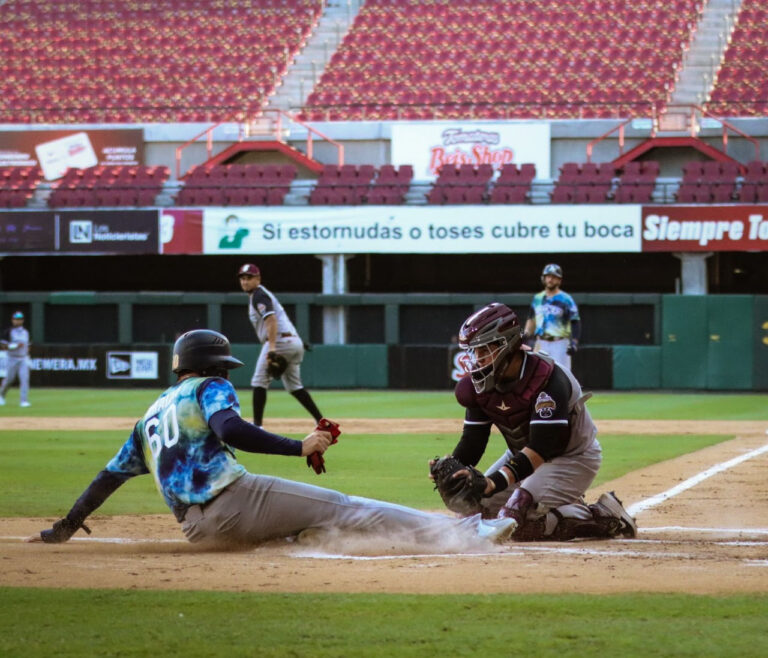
[541,263,563,282]
[172,329,244,374]
[458,303,523,393]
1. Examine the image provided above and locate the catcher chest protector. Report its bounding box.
[172,329,244,374]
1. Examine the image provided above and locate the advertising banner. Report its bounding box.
[390,122,550,180]
[58,210,159,254]
[24,344,168,387]
[159,209,204,254]
[0,210,159,255]
[0,129,144,181]
[642,205,768,252]
[0,211,55,252]
[202,204,641,254]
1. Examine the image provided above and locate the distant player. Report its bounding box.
[237,263,323,427]
[0,310,31,407]
[524,263,580,370]
[29,329,517,547]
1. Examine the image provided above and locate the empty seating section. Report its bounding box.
[309,164,375,205]
[489,163,536,204]
[309,164,413,205]
[301,0,703,121]
[0,166,42,208]
[48,165,169,207]
[426,164,494,204]
[551,162,617,203]
[707,1,768,117]
[614,161,659,203]
[736,160,768,202]
[0,0,322,123]
[675,160,740,203]
[366,164,413,205]
[175,163,296,206]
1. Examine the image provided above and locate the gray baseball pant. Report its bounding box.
[0,356,30,404]
[181,473,487,547]
[481,439,602,519]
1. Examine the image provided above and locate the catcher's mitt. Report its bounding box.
[430,455,487,516]
[266,351,288,378]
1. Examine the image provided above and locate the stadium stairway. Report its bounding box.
[669,0,743,107]
[267,0,364,113]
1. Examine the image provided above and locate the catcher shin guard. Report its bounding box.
[497,487,533,527]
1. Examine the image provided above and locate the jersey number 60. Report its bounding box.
[145,407,180,459]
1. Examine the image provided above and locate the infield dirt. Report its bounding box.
[2,418,767,595]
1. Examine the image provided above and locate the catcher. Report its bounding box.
[238,263,324,428]
[429,302,637,542]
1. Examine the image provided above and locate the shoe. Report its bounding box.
[596,491,637,538]
[477,517,518,543]
[0,395,5,405]
[20,401,31,408]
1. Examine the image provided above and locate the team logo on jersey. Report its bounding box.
[257,303,267,314]
[535,392,556,418]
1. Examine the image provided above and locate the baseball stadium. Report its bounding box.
[1,0,768,655]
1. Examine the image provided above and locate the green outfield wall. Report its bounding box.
[0,292,765,390]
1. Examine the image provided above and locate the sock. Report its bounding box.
[291,388,323,422]
[252,387,267,426]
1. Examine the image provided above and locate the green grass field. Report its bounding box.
[1,388,766,657]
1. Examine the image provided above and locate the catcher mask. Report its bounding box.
[458,303,522,394]
[172,329,244,374]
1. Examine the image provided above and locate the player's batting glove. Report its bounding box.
[307,418,341,474]
[567,339,579,355]
[40,516,91,543]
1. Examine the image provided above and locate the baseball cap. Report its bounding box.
[12,311,24,320]
[238,263,260,277]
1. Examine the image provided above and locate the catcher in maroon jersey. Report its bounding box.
[431,302,637,542]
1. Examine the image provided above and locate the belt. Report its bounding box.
[539,335,565,341]
[280,332,295,338]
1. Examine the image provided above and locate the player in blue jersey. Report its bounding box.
[524,263,581,370]
[28,329,516,548]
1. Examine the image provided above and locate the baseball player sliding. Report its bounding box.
[429,303,636,541]
[29,329,516,547]
[237,263,323,428]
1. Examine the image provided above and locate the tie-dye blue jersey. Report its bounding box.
[105,376,247,517]
[530,290,580,339]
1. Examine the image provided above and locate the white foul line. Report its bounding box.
[627,441,768,517]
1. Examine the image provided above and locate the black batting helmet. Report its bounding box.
[541,263,563,282]
[172,329,244,374]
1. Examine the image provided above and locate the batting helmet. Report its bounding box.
[458,303,523,394]
[172,329,244,374]
[541,263,563,282]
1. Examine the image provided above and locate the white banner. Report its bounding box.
[203,205,641,254]
[390,121,551,180]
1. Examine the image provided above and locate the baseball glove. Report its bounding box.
[430,455,487,516]
[266,351,288,378]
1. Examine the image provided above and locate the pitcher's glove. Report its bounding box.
[39,516,92,543]
[430,456,487,515]
[266,351,288,378]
